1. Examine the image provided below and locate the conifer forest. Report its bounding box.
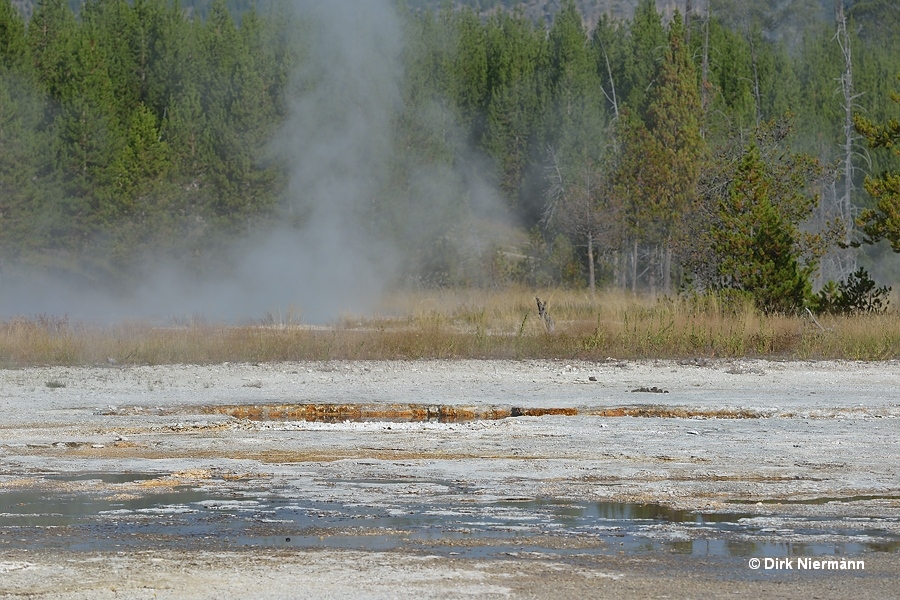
[1,0,899,318]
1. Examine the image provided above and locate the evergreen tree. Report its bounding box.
[546,0,602,152]
[766,44,800,120]
[51,25,124,215]
[712,143,813,312]
[27,0,78,102]
[642,11,705,292]
[620,0,666,117]
[0,0,28,72]
[708,20,755,126]
[796,23,843,156]
[612,110,664,292]
[482,10,548,219]
[0,70,47,258]
[645,12,704,227]
[80,0,140,124]
[2,0,897,291]
[113,102,170,197]
[685,119,823,312]
[448,7,488,137]
[200,0,273,227]
[141,0,201,117]
[854,74,900,252]
[162,84,210,180]
[0,0,37,254]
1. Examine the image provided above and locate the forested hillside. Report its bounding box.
[1,0,899,317]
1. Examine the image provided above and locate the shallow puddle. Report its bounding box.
[44,472,160,484]
[2,473,898,558]
[0,487,210,527]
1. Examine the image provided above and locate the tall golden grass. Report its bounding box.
[1,288,898,366]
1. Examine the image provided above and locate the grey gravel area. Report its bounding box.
[1,359,899,598]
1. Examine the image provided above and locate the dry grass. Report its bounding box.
[1,288,898,366]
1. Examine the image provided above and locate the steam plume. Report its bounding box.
[0,0,406,324]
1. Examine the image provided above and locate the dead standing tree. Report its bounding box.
[813,1,863,286]
[535,297,555,333]
[543,147,622,296]
[835,0,857,228]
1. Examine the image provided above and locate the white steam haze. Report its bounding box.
[0,0,502,324]
[265,0,404,322]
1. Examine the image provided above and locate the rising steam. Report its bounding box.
[0,0,408,323]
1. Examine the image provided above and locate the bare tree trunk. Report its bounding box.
[835,1,857,252]
[587,232,596,297]
[700,0,710,137]
[663,245,672,295]
[631,238,638,295]
[600,44,619,122]
[809,1,859,288]
[748,28,762,127]
[614,249,622,289]
[685,0,692,46]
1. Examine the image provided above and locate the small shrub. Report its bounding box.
[45,380,66,388]
[814,268,891,315]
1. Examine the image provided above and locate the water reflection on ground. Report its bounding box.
[1,473,898,558]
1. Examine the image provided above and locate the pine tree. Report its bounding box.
[51,26,124,216]
[483,10,548,220]
[80,0,140,124]
[27,0,78,102]
[113,102,170,197]
[546,0,602,151]
[448,7,488,137]
[796,24,843,155]
[642,11,705,292]
[621,0,666,117]
[0,61,47,257]
[854,74,900,251]
[140,0,200,118]
[162,84,209,179]
[685,118,823,312]
[766,44,800,120]
[0,0,28,72]
[613,110,664,293]
[199,0,257,226]
[712,143,813,312]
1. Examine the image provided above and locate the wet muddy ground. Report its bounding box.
[1,359,899,598]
